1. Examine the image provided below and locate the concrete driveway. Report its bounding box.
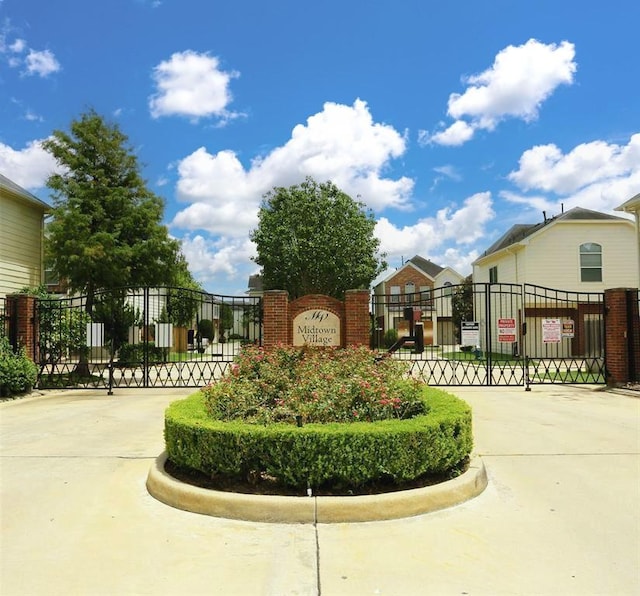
[1,385,638,595]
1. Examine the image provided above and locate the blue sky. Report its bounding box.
[1,0,638,294]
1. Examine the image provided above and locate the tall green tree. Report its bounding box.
[43,109,184,313]
[250,178,386,299]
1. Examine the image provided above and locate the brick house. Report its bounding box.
[373,255,464,346]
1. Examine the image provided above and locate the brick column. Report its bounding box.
[345,289,371,347]
[604,288,640,385]
[7,294,38,361]
[262,290,289,348]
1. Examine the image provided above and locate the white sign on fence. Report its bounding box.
[562,320,575,338]
[542,318,562,343]
[497,318,516,343]
[461,321,480,347]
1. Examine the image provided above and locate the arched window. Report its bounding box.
[443,281,453,296]
[580,243,602,282]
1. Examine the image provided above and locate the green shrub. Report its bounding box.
[117,341,165,365]
[384,328,398,348]
[0,336,38,397]
[165,387,472,490]
[202,345,426,424]
[197,319,215,340]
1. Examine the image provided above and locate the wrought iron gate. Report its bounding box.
[34,287,262,390]
[371,283,605,386]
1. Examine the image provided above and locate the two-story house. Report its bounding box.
[472,206,637,358]
[0,174,51,298]
[373,255,464,346]
[472,206,637,290]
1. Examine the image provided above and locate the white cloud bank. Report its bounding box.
[171,100,501,282]
[375,192,495,274]
[504,133,640,214]
[423,39,576,146]
[171,99,413,235]
[0,139,59,190]
[149,50,241,123]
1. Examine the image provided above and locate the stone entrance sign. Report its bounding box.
[293,309,341,347]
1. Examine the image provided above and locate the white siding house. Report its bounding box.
[0,174,51,298]
[615,192,640,284]
[473,207,637,291]
[472,206,637,358]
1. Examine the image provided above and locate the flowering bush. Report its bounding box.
[202,344,427,424]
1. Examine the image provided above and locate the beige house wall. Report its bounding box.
[474,220,637,291]
[0,193,46,297]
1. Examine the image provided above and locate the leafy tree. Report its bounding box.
[21,286,89,367]
[250,178,386,300]
[452,275,474,343]
[43,109,184,313]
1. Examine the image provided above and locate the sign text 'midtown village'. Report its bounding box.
[292,309,341,346]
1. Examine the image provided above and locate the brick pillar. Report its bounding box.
[604,288,640,385]
[6,294,38,361]
[345,289,371,347]
[262,290,289,348]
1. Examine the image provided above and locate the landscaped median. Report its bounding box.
[147,387,487,522]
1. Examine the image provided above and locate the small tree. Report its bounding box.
[251,178,386,299]
[452,275,474,344]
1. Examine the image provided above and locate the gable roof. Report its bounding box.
[478,206,629,259]
[0,173,51,211]
[407,255,444,278]
[375,254,446,288]
[247,274,263,292]
[615,192,640,214]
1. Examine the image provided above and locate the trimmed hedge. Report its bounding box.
[165,387,472,490]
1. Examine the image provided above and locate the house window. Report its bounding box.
[404,282,415,304]
[489,266,498,284]
[442,281,453,296]
[390,285,401,303]
[580,243,602,282]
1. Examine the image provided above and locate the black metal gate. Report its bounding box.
[371,283,605,386]
[34,287,262,391]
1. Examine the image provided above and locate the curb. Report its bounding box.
[146,452,488,524]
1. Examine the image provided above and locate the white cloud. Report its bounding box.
[24,48,61,77]
[0,139,60,190]
[171,99,413,237]
[375,192,495,264]
[180,234,257,285]
[9,38,26,53]
[427,120,475,147]
[433,165,462,182]
[505,133,640,214]
[427,39,576,146]
[0,24,61,77]
[149,51,240,122]
[508,134,640,194]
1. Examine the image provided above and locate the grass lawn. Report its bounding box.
[440,351,520,363]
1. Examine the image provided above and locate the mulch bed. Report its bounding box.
[164,458,469,497]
